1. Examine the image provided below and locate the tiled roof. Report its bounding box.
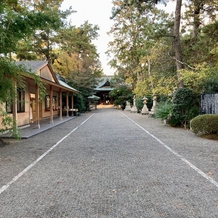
[58,79,79,93]
[94,87,114,91]
[16,61,79,93]
[17,61,47,72]
[94,76,114,91]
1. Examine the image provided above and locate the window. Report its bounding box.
[17,88,25,112]
[45,95,58,110]
[45,95,50,110]
[53,96,58,110]
[6,88,25,113]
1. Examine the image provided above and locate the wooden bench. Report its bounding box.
[64,108,79,116]
[70,108,79,116]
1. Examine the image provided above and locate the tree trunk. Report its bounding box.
[173,0,184,88]
[193,1,204,40]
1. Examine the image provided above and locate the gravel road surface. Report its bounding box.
[0,108,218,218]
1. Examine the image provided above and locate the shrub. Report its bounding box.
[190,114,218,135]
[136,97,143,112]
[74,94,86,112]
[114,99,121,106]
[146,95,153,110]
[203,78,218,94]
[109,85,133,105]
[121,101,126,110]
[155,101,173,121]
[0,109,21,138]
[169,88,200,128]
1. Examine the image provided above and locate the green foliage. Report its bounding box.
[133,80,151,97]
[108,1,173,89]
[113,99,121,106]
[190,114,218,135]
[0,0,69,55]
[172,88,196,106]
[0,110,13,132]
[169,88,200,128]
[146,95,153,110]
[74,94,87,113]
[180,64,218,94]
[13,0,74,62]
[203,78,218,94]
[0,110,20,138]
[109,0,218,102]
[109,85,133,106]
[155,101,173,121]
[110,74,126,88]
[0,58,45,135]
[52,22,102,99]
[136,97,143,111]
[0,58,30,102]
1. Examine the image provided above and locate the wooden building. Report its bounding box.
[0,61,79,131]
[94,76,114,105]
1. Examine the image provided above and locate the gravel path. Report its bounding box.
[0,108,218,218]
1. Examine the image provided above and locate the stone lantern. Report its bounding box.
[141,96,149,115]
[131,95,137,113]
[125,101,131,111]
[151,94,158,113]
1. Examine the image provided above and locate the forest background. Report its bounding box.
[107,0,218,128]
[108,0,218,96]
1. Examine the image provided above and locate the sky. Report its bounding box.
[61,0,177,76]
[61,0,114,75]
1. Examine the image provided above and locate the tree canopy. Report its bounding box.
[0,0,103,102]
[108,0,218,97]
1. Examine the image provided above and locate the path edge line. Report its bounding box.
[0,114,94,195]
[123,113,218,189]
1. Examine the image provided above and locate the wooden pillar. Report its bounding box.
[59,89,63,120]
[35,84,40,129]
[71,93,74,109]
[12,81,18,135]
[49,85,53,123]
[66,91,69,117]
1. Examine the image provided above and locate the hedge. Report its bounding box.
[190,114,218,135]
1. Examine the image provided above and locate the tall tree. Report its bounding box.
[184,0,218,40]
[0,0,58,135]
[110,0,185,88]
[173,0,184,87]
[52,22,103,96]
[15,0,73,63]
[108,0,173,93]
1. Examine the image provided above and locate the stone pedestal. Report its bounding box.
[141,97,149,115]
[124,101,131,111]
[131,105,137,113]
[151,95,158,113]
[131,96,137,113]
